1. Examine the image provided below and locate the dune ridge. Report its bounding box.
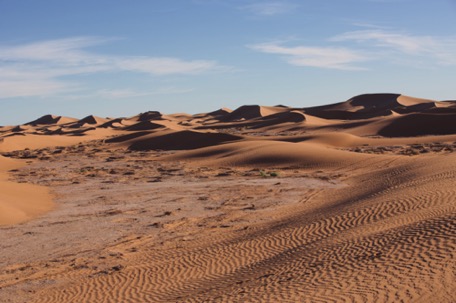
[3,94,456,148]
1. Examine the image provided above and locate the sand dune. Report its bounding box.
[1,93,456,302]
[65,115,110,129]
[0,128,119,152]
[0,156,53,225]
[137,111,164,121]
[197,107,233,118]
[126,130,244,151]
[304,93,399,119]
[195,110,307,131]
[122,120,167,131]
[3,93,455,144]
[303,93,450,120]
[26,114,77,126]
[219,105,288,122]
[98,118,130,128]
[283,132,364,147]
[378,113,456,137]
[78,115,109,125]
[167,140,373,168]
[250,110,306,128]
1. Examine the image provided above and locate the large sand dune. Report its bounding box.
[0,93,455,302]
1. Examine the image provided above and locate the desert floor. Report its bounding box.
[1,94,455,302]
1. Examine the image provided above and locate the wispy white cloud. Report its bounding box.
[250,29,456,70]
[240,1,297,16]
[332,30,433,54]
[0,37,221,99]
[60,86,196,102]
[0,65,79,98]
[249,43,368,70]
[364,0,411,2]
[116,57,218,75]
[94,87,194,99]
[0,79,69,99]
[332,29,456,65]
[350,22,390,30]
[0,37,109,64]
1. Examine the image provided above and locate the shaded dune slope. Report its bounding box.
[304,93,448,120]
[379,113,456,137]
[167,140,372,168]
[196,110,307,130]
[218,105,288,122]
[107,130,244,151]
[122,121,167,131]
[26,115,77,126]
[128,131,244,151]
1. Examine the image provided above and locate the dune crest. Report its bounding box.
[26,114,76,126]
[3,93,456,146]
[219,105,288,122]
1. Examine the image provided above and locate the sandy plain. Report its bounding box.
[0,93,455,302]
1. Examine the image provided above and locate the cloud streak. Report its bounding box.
[240,1,297,16]
[250,29,456,70]
[0,37,221,99]
[117,57,217,75]
[94,87,195,99]
[332,29,456,65]
[250,43,367,70]
[332,30,434,54]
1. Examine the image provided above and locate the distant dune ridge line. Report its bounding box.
[2,93,456,153]
[1,93,456,174]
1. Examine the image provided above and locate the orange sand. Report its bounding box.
[0,93,455,302]
[0,156,53,225]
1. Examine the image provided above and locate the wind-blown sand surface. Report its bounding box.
[0,156,53,225]
[0,93,455,302]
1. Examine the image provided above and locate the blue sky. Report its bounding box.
[1,0,456,125]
